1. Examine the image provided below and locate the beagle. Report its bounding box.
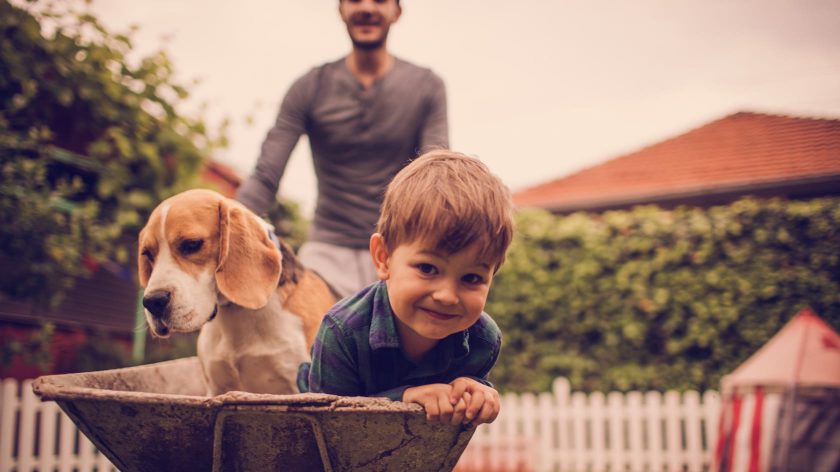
[137,189,335,395]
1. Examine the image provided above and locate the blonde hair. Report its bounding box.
[376,150,514,270]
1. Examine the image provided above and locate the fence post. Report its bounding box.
[486,392,503,468]
[552,377,571,471]
[40,401,59,472]
[684,390,704,471]
[537,392,555,472]
[703,389,721,466]
[503,393,522,471]
[645,390,664,471]
[664,390,682,471]
[18,380,37,471]
[607,391,625,470]
[521,392,538,470]
[58,406,77,472]
[627,391,644,472]
[589,391,606,472]
[570,391,587,471]
[0,379,18,472]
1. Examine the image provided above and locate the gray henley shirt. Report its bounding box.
[236,57,449,249]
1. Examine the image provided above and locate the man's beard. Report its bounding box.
[350,35,388,50]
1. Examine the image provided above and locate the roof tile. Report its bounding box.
[513,111,840,211]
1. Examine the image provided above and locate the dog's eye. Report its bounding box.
[179,239,204,255]
[141,249,154,263]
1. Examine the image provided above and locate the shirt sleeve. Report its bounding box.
[466,327,502,388]
[307,315,365,396]
[417,72,449,154]
[235,70,315,215]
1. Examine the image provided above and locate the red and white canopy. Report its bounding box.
[722,307,840,391]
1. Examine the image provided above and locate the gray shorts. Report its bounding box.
[298,241,379,299]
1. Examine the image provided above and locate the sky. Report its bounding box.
[88,0,840,216]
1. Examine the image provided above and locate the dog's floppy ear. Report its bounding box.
[215,198,281,309]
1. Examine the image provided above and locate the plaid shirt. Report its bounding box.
[297,280,502,401]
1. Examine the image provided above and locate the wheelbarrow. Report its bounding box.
[32,357,475,471]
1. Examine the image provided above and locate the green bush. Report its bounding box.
[0,1,222,306]
[488,197,840,393]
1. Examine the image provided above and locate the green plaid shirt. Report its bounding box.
[297,280,502,401]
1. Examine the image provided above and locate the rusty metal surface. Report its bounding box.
[33,357,474,472]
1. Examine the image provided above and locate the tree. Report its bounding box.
[0,0,223,305]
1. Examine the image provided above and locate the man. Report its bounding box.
[236,0,449,298]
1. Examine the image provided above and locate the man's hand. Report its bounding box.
[403,384,468,424]
[449,377,501,426]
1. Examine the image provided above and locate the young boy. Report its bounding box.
[297,150,513,426]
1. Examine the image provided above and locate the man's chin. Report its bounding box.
[349,32,387,51]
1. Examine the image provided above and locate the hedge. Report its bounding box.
[487,197,840,393]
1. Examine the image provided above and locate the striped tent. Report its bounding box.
[712,308,840,472]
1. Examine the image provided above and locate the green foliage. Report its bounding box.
[266,197,309,251]
[487,197,840,393]
[72,328,132,373]
[0,322,54,371]
[0,0,222,305]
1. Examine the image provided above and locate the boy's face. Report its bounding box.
[370,234,495,346]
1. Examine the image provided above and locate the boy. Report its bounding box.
[298,150,513,426]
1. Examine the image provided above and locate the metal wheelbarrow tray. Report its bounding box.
[32,357,474,471]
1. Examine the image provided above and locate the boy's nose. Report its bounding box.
[432,280,459,305]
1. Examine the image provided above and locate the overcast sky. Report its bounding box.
[89,0,840,216]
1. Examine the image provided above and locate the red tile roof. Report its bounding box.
[201,160,242,198]
[513,111,840,212]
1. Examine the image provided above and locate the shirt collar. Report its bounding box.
[369,281,401,350]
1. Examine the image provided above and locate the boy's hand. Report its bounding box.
[403,384,468,424]
[449,377,501,426]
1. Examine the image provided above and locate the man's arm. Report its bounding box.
[417,72,449,154]
[235,72,315,215]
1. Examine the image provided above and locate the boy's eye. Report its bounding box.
[416,263,438,275]
[462,273,485,285]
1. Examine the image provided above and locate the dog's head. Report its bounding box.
[137,189,282,337]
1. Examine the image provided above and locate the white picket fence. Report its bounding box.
[0,379,116,472]
[457,378,721,472]
[0,377,719,472]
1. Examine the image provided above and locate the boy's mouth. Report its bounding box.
[421,308,458,321]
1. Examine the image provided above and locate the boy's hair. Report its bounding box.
[376,150,514,270]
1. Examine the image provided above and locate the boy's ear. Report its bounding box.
[369,233,391,280]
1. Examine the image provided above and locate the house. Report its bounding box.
[513,111,840,213]
[0,160,242,379]
[202,159,243,198]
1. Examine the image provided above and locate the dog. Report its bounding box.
[137,189,336,395]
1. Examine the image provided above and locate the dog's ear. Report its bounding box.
[215,199,281,309]
[137,227,152,287]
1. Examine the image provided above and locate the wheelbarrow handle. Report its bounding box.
[212,409,334,472]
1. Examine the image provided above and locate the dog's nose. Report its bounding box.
[142,291,171,319]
